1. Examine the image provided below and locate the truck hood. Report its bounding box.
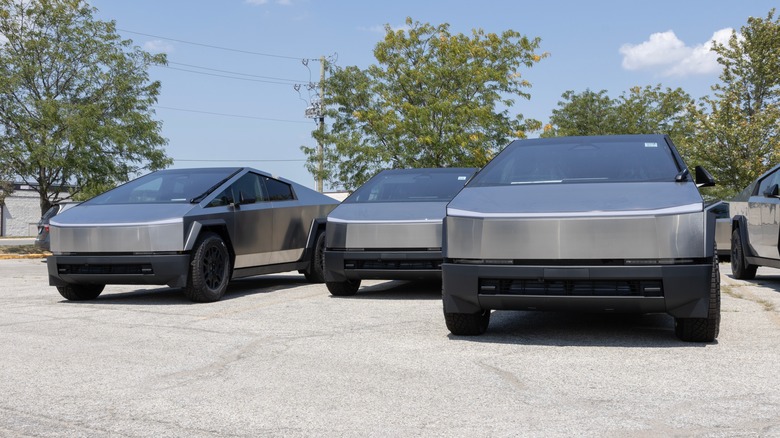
[448,182,703,218]
[50,203,196,227]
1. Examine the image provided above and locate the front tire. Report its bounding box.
[184,232,231,303]
[57,284,105,301]
[731,228,757,280]
[444,310,491,336]
[674,255,720,342]
[326,279,361,296]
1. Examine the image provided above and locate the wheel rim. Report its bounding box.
[202,244,226,290]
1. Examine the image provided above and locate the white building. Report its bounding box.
[0,183,71,237]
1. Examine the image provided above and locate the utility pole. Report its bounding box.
[317,55,325,193]
[304,56,327,192]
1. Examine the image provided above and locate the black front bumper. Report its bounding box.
[442,262,713,318]
[324,249,443,282]
[48,254,191,288]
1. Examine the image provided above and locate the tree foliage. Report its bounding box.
[0,0,170,213]
[303,17,547,190]
[542,85,695,140]
[686,9,780,199]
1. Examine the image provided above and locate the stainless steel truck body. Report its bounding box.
[48,167,338,302]
[441,135,720,342]
[324,167,476,296]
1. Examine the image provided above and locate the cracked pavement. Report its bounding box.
[1,258,779,437]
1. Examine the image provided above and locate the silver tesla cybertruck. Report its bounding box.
[324,167,476,296]
[47,167,339,302]
[441,134,721,342]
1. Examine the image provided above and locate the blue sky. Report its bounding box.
[91,0,777,190]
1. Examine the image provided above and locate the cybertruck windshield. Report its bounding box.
[344,168,475,203]
[85,168,241,205]
[469,138,683,187]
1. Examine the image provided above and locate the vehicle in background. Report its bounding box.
[442,134,720,342]
[730,163,780,279]
[34,202,80,251]
[709,201,730,261]
[324,167,477,296]
[47,167,339,302]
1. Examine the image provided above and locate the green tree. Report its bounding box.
[0,0,170,213]
[687,9,780,199]
[303,17,547,190]
[543,85,694,141]
[542,89,615,137]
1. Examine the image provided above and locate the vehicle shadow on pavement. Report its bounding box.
[736,274,780,294]
[452,311,704,348]
[341,280,442,300]
[68,275,308,305]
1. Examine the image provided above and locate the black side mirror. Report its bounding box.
[695,166,715,188]
[764,184,780,198]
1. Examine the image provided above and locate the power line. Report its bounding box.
[118,28,318,61]
[154,105,313,124]
[158,65,304,86]
[167,61,307,83]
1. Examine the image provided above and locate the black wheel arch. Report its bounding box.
[185,220,235,266]
[300,217,328,262]
[731,215,755,258]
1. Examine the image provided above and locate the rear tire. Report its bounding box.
[57,284,105,301]
[444,309,491,336]
[184,232,231,303]
[303,232,326,283]
[326,279,361,296]
[731,228,757,280]
[675,254,720,342]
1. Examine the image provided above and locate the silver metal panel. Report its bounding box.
[234,248,304,269]
[327,220,442,249]
[753,196,780,258]
[51,221,185,253]
[51,203,196,226]
[447,182,703,216]
[326,201,448,249]
[446,212,706,259]
[715,218,731,252]
[271,204,320,257]
[230,203,334,268]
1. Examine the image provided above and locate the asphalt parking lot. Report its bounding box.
[1,258,779,437]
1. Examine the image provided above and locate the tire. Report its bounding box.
[674,254,720,342]
[731,228,757,280]
[444,309,491,336]
[56,284,105,301]
[303,232,326,283]
[326,279,361,296]
[183,232,231,303]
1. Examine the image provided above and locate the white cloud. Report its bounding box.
[245,0,269,5]
[619,28,735,77]
[144,40,174,54]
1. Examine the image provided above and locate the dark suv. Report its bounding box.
[34,202,80,251]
